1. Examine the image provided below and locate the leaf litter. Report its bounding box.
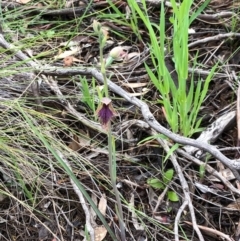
[0,0,240,240]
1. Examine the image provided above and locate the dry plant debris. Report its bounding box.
[1,0,240,240]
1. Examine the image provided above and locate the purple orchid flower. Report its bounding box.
[96,97,117,129]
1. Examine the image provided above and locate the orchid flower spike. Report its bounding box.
[96,97,117,129]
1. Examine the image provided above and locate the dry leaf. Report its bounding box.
[98,194,107,216]
[64,56,74,67]
[64,56,84,66]
[90,192,98,225]
[94,226,108,241]
[128,89,150,97]
[60,35,91,48]
[54,46,81,59]
[68,135,81,151]
[122,82,148,88]
[129,194,144,230]
[60,40,79,48]
[208,167,236,181]
[148,187,158,211]
[68,133,90,151]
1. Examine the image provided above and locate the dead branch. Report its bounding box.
[188,32,240,49]
[184,221,234,241]
[197,11,235,21]
[177,149,240,196]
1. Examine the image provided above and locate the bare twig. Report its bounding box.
[188,32,240,49]
[236,86,240,157]
[184,221,234,241]
[52,202,64,241]
[156,138,204,241]
[153,185,169,213]
[56,150,95,241]
[145,0,175,7]
[56,204,75,241]
[188,67,227,78]
[174,200,188,240]
[177,149,240,196]
[1,2,87,16]
[197,12,236,21]
[183,111,236,157]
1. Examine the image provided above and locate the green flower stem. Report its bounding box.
[108,125,126,241]
[98,30,126,241]
[99,39,109,98]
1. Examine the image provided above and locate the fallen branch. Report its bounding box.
[119,119,240,196]
[177,149,240,196]
[188,32,240,48]
[184,221,234,241]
